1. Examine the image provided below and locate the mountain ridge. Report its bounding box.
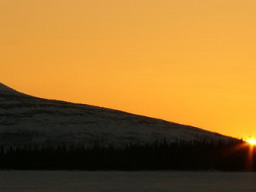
[0,82,23,95]
[0,82,238,148]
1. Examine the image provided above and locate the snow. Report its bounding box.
[0,82,237,147]
[0,171,255,192]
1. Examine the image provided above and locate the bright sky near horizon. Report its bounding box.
[1,0,256,139]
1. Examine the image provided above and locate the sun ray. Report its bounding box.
[246,139,256,146]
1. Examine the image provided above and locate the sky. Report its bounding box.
[1,0,256,139]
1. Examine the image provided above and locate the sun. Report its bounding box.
[246,139,256,146]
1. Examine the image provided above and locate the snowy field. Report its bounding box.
[0,171,255,192]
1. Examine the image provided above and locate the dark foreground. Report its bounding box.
[0,171,256,192]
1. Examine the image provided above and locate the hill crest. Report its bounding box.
[0,82,237,148]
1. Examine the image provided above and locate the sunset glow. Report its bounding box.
[246,139,256,146]
[1,1,256,139]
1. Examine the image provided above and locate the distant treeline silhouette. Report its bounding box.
[0,139,255,171]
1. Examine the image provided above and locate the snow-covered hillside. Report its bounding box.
[0,83,237,147]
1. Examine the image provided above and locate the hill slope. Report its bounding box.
[0,83,237,148]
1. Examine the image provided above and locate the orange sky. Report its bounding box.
[1,0,256,139]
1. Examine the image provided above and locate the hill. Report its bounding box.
[0,82,237,148]
[1,83,251,171]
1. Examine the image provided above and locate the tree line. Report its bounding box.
[0,139,255,171]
